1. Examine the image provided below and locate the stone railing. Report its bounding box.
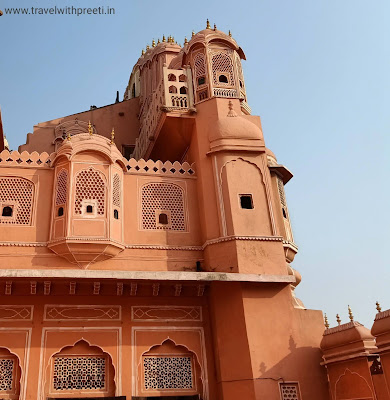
[0,150,54,168]
[213,88,237,98]
[123,158,195,178]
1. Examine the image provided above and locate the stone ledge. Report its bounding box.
[0,269,295,283]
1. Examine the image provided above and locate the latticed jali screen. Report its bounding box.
[113,173,121,208]
[56,169,68,206]
[280,383,300,400]
[141,183,186,230]
[143,356,193,390]
[53,356,106,391]
[211,50,235,86]
[74,168,106,215]
[0,177,34,224]
[0,358,14,391]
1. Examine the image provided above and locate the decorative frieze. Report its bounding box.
[0,305,33,321]
[132,306,202,322]
[44,305,121,321]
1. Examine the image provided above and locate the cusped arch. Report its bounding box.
[45,339,116,398]
[0,346,22,399]
[139,338,204,398]
[334,368,374,399]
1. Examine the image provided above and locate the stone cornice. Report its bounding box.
[0,269,295,284]
[323,321,363,335]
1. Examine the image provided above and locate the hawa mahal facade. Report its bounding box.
[0,21,389,400]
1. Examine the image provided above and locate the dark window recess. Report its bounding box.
[240,195,253,209]
[2,206,13,217]
[239,80,243,88]
[114,209,119,219]
[86,205,93,213]
[282,208,287,218]
[122,145,135,160]
[132,83,136,98]
[58,207,64,217]
[159,213,169,225]
[219,74,228,83]
[197,76,206,86]
[179,86,187,94]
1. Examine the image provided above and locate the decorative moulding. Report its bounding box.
[0,305,33,321]
[131,306,202,322]
[44,305,121,321]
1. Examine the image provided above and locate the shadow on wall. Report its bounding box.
[256,335,329,400]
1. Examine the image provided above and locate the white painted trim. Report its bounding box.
[37,327,122,400]
[131,305,202,322]
[131,326,209,400]
[0,305,34,321]
[43,304,121,321]
[0,327,32,400]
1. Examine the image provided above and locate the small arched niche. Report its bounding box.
[0,347,21,400]
[46,340,115,398]
[139,339,203,399]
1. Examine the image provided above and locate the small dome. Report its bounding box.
[208,116,262,142]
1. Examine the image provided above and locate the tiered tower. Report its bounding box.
[0,21,332,400]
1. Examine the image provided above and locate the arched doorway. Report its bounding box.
[46,340,116,399]
[0,347,21,400]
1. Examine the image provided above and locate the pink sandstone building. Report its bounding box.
[0,21,389,400]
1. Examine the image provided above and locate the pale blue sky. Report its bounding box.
[0,0,389,328]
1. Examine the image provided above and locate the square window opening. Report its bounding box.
[240,194,253,209]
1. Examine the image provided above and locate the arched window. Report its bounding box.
[2,206,13,217]
[211,50,235,86]
[158,213,168,225]
[114,209,119,219]
[219,74,228,83]
[197,77,205,86]
[169,86,177,94]
[48,340,115,398]
[55,169,68,206]
[179,86,187,94]
[168,74,176,81]
[140,339,202,398]
[179,74,186,82]
[0,347,21,399]
[57,207,64,217]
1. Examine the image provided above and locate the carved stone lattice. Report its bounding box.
[0,358,14,391]
[141,183,185,231]
[113,174,121,208]
[211,50,235,86]
[277,177,287,207]
[56,169,68,206]
[280,383,300,400]
[143,356,193,390]
[194,53,206,80]
[53,356,106,391]
[74,168,106,215]
[0,177,34,225]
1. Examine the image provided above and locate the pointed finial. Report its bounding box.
[192,30,195,37]
[141,49,145,56]
[227,100,238,117]
[184,37,188,45]
[206,19,211,29]
[348,305,354,322]
[214,23,217,31]
[229,30,232,37]
[157,38,160,44]
[376,301,382,313]
[324,313,329,329]
[162,35,166,42]
[336,314,341,325]
[88,121,93,135]
[67,130,71,141]
[146,44,150,50]
[152,39,156,47]
[111,127,115,144]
